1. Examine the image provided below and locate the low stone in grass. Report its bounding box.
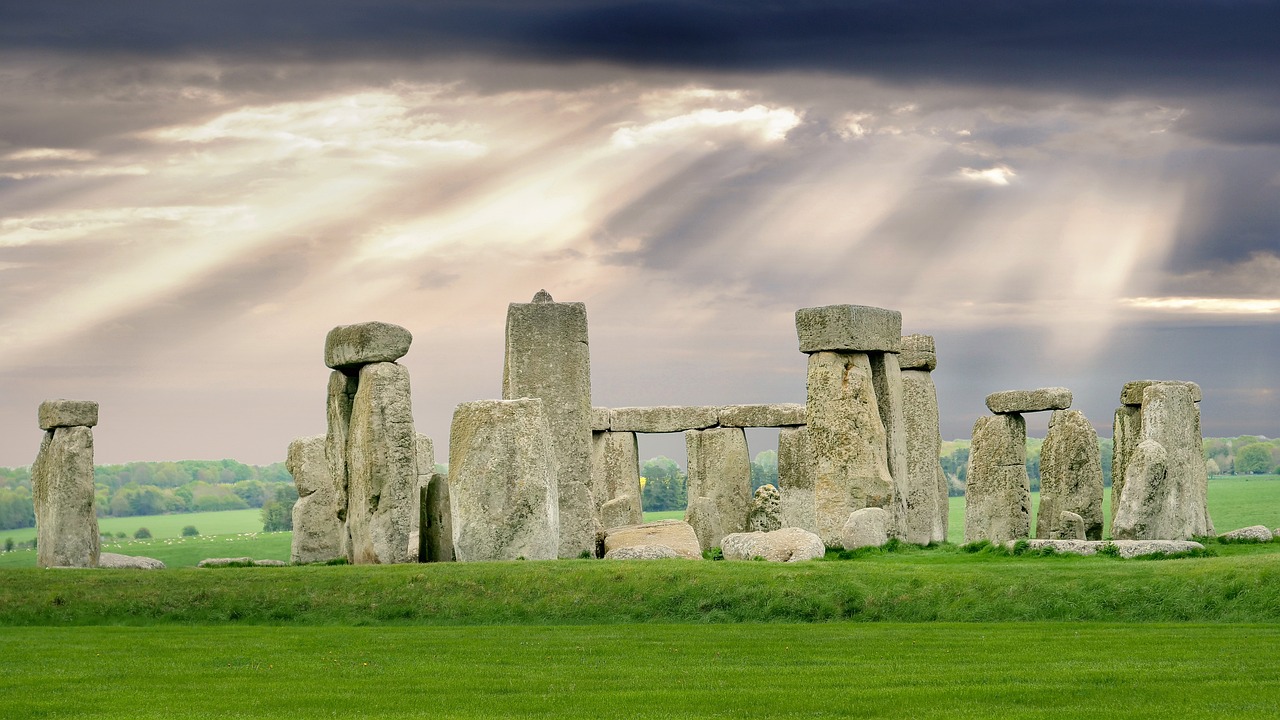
[197,557,255,567]
[841,506,890,550]
[721,528,825,562]
[1012,539,1205,558]
[1052,511,1086,541]
[603,520,702,560]
[603,544,680,560]
[1220,525,1274,543]
[600,496,640,531]
[97,552,165,569]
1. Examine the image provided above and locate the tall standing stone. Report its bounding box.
[325,370,358,531]
[345,361,418,564]
[449,398,560,561]
[1035,410,1104,540]
[32,401,99,568]
[288,435,344,564]
[899,334,946,545]
[963,413,1030,544]
[502,290,596,559]
[686,427,753,538]
[869,351,909,539]
[422,473,453,562]
[1112,439,1171,540]
[1110,404,1142,526]
[777,426,816,534]
[1127,383,1213,538]
[805,351,893,546]
[590,431,643,527]
[408,434,435,559]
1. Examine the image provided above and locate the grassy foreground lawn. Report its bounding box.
[2,623,1277,719]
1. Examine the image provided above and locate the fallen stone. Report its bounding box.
[288,435,344,564]
[600,496,641,531]
[97,552,165,570]
[901,367,945,545]
[1121,380,1202,406]
[795,305,902,354]
[962,413,1030,544]
[345,362,418,564]
[1052,511,1086,541]
[197,557,256,567]
[721,528,825,562]
[777,427,817,535]
[684,496,725,551]
[1036,410,1104,540]
[686,427,753,538]
[32,425,99,569]
[716,404,807,428]
[589,431,643,528]
[603,520,702,560]
[603,544,681,560]
[1220,525,1274,542]
[324,321,413,370]
[841,506,891,550]
[610,406,718,433]
[897,334,937,371]
[1010,539,1205,558]
[254,559,288,567]
[806,351,893,546]
[38,399,99,430]
[503,291,596,559]
[450,398,560,561]
[423,473,453,562]
[746,484,783,533]
[590,407,612,432]
[985,388,1072,414]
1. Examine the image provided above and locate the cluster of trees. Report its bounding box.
[1204,436,1280,475]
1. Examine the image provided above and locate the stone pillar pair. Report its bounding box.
[32,400,100,568]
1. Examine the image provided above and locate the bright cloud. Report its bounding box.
[1121,297,1280,314]
[611,104,802,149]
[958,165,1016,185]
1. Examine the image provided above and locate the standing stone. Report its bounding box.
[600,496,641,531]
[777,426,816,534]
[686,427,753,538]
[1036,410,1104,540]
[345,362,418,564]
[32,424,99,568]
[1053,511,1086,541]
[502,290,596,559]
[683,495,725,551]
[1110,404,1142,526]
[422,473,453,562]
[408,434,435,559]
[963,414,1031,544]
[901,366,944,544]
[589,431,643,527]
[805,351,893,546]
[1112,439,1170,540]
[746,484,783,532]
[449,398,560,561]
[288,435,344,564]
[325,370,358,532]
[869,352,909,540]
[841,507,891,550]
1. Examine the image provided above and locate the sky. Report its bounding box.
[1,1,1278,467]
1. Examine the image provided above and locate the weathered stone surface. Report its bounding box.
[806,351,893,546]
[603,520,702,560]
[32,426,99,568]
[1009,539,1204,558]
[1036,410,1104,540]
[1112,439,1170,540]
[449,398,560,561]
[963,414,1030,544]
[254,559,288,567]
[590,431,642,527]
[1220,525,1273,542]
[721,528,825,562]
[345,362,418,564]
[985,388,1072,414]
[1053,511,1086,541]
[324,321,412,370]
[197,557,254,567]
[1121,380,1202,406]
[796,305,902,354]
[901,369,946,545]
[1110,404,1142,525]
[716,404,806,428]
[610,406,718,433]
[777,427,816,534]
[746,484,783,532]
[601,496,642,530]
[503,293,596,559]
[97,552,165,569]
[603,544,680,560]
[589,407,612,431]
[423,473,453,562]
[684,496,725,551]
[869,352,908,540]
[38,399,98,430]
[325,369,358,529]
[407,434,436,559]
[897,334,937,371]
[287,435,344,564]
[841,506,891,550]
[686,427,752,538]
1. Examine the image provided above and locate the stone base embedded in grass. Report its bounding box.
[97,553,165,569]
[1007,539,1205,558]
[721,528,825,562]
[1219,525,1274,542]
[197,557,288,568]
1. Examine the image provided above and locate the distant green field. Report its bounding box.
[0,530,289,569]
[3,624,1278,719]
[0,508,264,545]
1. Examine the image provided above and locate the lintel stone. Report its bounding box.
[38,400,99,429]
[898,334,937,371]
[716,404,806,428]
[985,387,1072,414]
[1121,380,1202,406]
[610,406,718,433]
[590,407,612,432]
[795,305,902,354]
[324,321,412,370]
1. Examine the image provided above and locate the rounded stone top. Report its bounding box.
[532,289,554,303]
[38,399,99,430]
[324,321,412,370]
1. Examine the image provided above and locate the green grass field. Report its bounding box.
[0,508,265,545]
[3,623,1277,719]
